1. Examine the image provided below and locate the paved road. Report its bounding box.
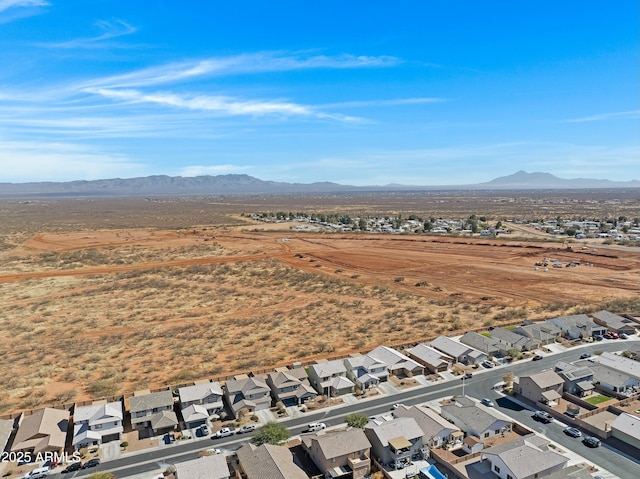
[56,340,639,479]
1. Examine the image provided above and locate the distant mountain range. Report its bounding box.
[0,170,638,198]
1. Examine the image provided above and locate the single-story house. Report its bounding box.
[592,310,637,335]
[512,322,562,346]
[235,443,308,479]
[430,336,485,365]
[488,327,538,352]
[367,345,424,378]
[546,315,607,340]
[459,332,503,357]
[609,412,640,450]
[440,397,512,439]
[406,343,452,373]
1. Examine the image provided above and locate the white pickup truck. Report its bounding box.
[213,427,235,438]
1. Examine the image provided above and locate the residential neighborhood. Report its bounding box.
[1,310,639,479]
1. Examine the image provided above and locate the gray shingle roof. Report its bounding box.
[129,390,174,413]
[302,428,371,459]
[237,443,308,479]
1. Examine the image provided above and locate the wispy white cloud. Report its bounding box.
[565,110,640,123]
[86,87,362,121]
[37,19,137,48]
[0,0,48,12]
[78,52,401,89]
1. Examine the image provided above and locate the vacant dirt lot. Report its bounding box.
[1,195,639,415]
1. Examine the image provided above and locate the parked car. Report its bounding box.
[213,427,235,438]
[307,422,326,432]
[199,424,210,436]
[563,427,582,437]
[206,448,222,455]
[533,410,552,423]
[532,354,543,361]
[482,360,494,369]
[61,463,82,474]
[80,459,100,469]
[463,372,473,379]
[594,335,603,341]
[603,332,615,339]
[236,424,257,434]
[481,398,494,407]
[620,333,629,339]
[582,436,601,448]
[391,403,404,410]
[23,468,49,479]
[579,353,591,359]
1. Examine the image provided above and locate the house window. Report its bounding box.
[507,475,513,479]
[484,432,490,438]
[93,424,102,430]
[494,465,500,473]
[495,429,500,434]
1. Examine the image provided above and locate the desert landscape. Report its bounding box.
[1,194,639,415]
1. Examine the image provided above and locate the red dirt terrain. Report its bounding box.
[1,225,639,414]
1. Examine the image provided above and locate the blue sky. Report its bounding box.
[0,1,638,185]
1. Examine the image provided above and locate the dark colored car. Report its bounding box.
[532,355,543,361]
[563,427,582,437]
[81,459,100,469]
[594,335,603,341]
[579,353,591,359]
[62,463,82,473]
[582,436,601,448]
[463,372,473,379]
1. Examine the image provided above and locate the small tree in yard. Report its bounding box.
[503,372,514,389]
[345,413,369,428]
[253,421,290,446]
[507,348,521,359]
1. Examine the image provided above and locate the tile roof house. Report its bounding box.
[174,454,230,479]
[480,434,568,479]
[223,376,271,417]
[235,443,308,479]
[129,390,178,434]
[592,310,638,335]
[512,322,562,346]
[440,397,512,439]
[308,360,355,396]
[392,405,463,448]
[72,401,123,450]
[301,428,372,479]
[547,315,607,340]
[344,354,389,389]
[405,344,452,373]
[553,361,594,397]
[266,371,317,407]
[610,412,640,450]
[514,370,564,405]
[11,408,69,454]
[178,382,224,416]
[364,417,424,467]
[430,336,485,365]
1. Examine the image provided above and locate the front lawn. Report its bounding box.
[584,394,612,405]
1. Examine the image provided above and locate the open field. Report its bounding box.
[1,193,640,414]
